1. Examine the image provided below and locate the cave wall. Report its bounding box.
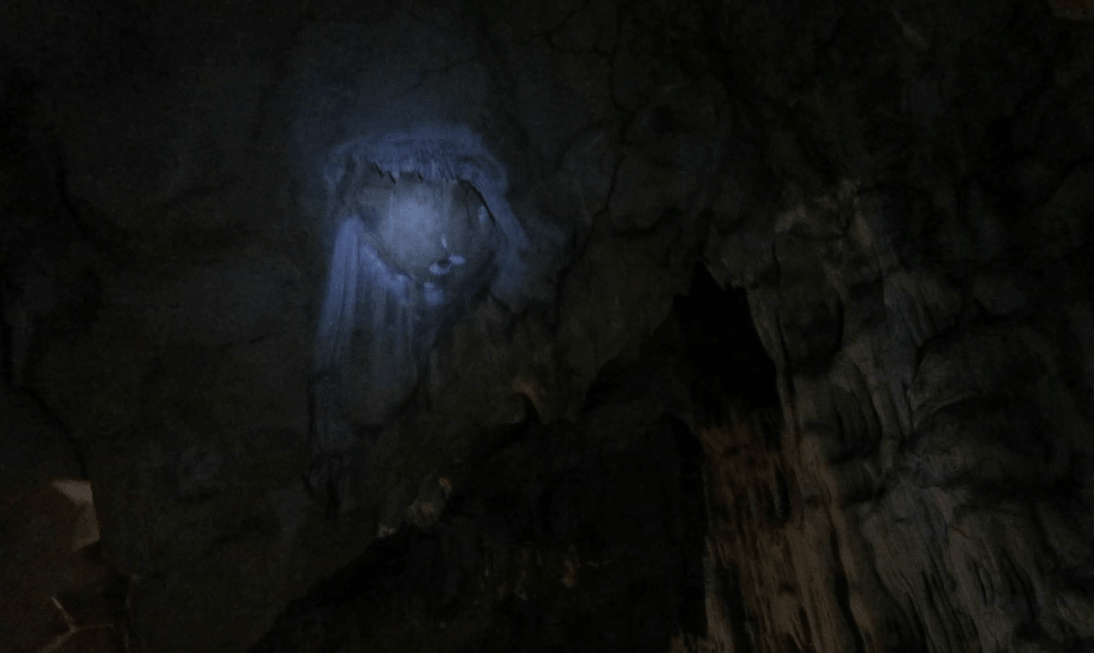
[699,2,1094,650]
[2,0,1093,652]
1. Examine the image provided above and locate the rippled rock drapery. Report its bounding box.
[308,126,528,509]
[1,0,1093,652]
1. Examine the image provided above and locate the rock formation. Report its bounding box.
[1,0,1093,651]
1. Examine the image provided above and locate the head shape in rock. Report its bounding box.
[314,126,525,428]
[377,176,496,294]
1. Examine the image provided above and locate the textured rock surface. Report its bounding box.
[1,0,1093,652]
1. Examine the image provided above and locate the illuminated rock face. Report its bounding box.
[315,133,508,429]
[378,178,494,284]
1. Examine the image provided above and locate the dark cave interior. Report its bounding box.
[255,265,764,653]
[2,1,1094,652]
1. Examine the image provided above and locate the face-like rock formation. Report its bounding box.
[315,171,502,429]
[376,179,491,283]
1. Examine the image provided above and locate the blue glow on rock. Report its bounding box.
[422,281,444,307]
[323,125,529,262]
[313,125,527,427]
